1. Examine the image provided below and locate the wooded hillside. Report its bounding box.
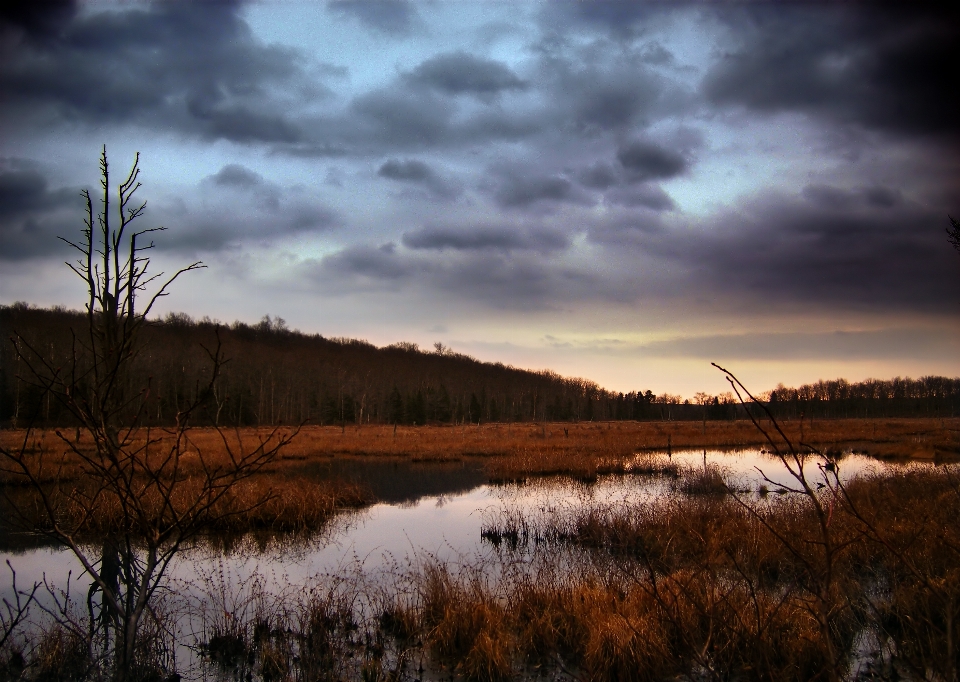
[2,303,958,427]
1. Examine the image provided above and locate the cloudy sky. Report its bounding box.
[2,1,958,397]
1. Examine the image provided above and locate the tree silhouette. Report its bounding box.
[1,147,294,680]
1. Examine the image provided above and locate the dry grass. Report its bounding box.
[1,418,956,535]
[475,465,960,681]
[15,463,959,681]
[2,417,957,480]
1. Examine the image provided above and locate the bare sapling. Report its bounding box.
[712,362,859,682]
[0,147,297,680]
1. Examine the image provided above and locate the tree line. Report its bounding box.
[764,376,960,419]
[2,302,958,428]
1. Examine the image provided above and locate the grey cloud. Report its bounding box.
[288,204,338,232]
[186,98,302,144]
[203,164,282,211]
[378,159,432,182]
[402,225,569,253]
[605,184,675,211]
[642,189,958,314]
[566,1,669,34]
[532,35,686,134]
[801,184,857,210]
[458,110,543,142]
[152,199,339,255]
[341,81,544,153]
[703,7,960,137]
[0,164,74,217]
[578,162,619,190]
[0,163,78,260]
[0,0,77,42]
[209,164,266,189]
[864,186,900,208]
[496,175,572,208]
[327,0,418,36]
[377,158,461,200]
[577,159,683,211]
[436,254,557,309]
[407,51,527,97]
[310,236,595,311]
[319,243,416,283]
[350,89,454,147]
[1,215,71,261]
[147,169,339,254]
[802,184,902,211]
[576,86,647,131]
[1,3,315,144]
[616,140,688,182]
[489,167,594,209]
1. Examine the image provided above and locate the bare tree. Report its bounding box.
[1,147,295,680]
[712,363,854,682]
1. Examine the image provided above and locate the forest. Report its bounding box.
[2,302,959,428]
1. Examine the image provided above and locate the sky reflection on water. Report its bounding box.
[0,449,926,607]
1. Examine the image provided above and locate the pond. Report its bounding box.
[0,448,912,604]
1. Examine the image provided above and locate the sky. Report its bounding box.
[1,1,959,398]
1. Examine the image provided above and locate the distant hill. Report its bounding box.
[2,303,958,427]
[0,303,658,427]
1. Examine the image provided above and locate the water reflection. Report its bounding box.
[0,449,923,603]
[301,456,488,504]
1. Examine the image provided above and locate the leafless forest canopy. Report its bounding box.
[3,302,959,428]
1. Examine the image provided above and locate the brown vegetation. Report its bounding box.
[16,462,953,682]
[1,417,956,537]
[4,448,958,680]
[7,414,955,467]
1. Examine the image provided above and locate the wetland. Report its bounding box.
[1,419,958,681]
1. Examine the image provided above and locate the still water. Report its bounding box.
[0,449,910,604]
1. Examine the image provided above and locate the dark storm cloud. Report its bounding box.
[703,6,960,137]
[0,164,74,217]
[0,162,78,260]
[401,225,569,253]
[0,0,76,42]
[327,0,418,37]
[407,52,527,96]
[0,2,314,144]
[638,188,958,314]
[616,141,688,182]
